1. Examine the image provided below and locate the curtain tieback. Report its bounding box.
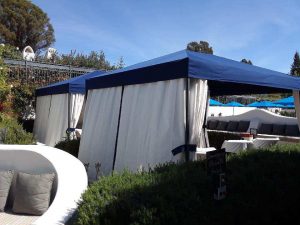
[171,144,197,156]
[66,128,76,133]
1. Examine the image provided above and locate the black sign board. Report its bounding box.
[213,173,226,200]
[206,148,226,176]
[206,149,226,200]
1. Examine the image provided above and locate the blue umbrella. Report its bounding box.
[280,104,295,109]
[209,99,224,106]
[247,101,284,108]
[273,96,294,105]
[225,101,244,107]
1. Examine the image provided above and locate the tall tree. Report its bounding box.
[187,41,213,54]
[0,0,55,52]
[53,50,124,70]
[0,44,11,104]
[241,59,253,65]
[290,52,300,76]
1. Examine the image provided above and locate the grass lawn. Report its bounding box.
[75,143,300,225]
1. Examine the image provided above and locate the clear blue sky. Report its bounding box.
[32,0,300,73]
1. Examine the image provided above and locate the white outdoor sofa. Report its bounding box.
[207,109,300,143]
[0,145,88,225]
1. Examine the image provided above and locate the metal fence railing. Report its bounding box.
[4,59,96,87]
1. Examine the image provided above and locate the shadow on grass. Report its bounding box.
[76,144,300,225]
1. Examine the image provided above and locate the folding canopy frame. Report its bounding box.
[34,70,106,146]
[78,50,300,179]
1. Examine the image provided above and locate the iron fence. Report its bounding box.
[4,59,96,87]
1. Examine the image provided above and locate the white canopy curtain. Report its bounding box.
[78,78,210,180]
[33,95,52,143]
[78,87,122,179]
[188,78,209,148]
[34,93,85,147]
[114,79,186,172]
[293,91,300,130]
[70,94,85,130]
[44,94,69,146]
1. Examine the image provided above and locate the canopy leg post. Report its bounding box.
[185,78,190,162]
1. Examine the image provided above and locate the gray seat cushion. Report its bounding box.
[12,172,55,216]
[207,120,219,130]
[227,121,239,132]
[0,171,14,211]
[237,121,250,132]
[272,124,286,135]
[285,125,300,136]
[258,124,273,135]
[216,121,228,131]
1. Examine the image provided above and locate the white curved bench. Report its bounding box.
[0,145,88,225]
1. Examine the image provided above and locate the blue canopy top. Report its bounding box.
[209,99,224,106]
[225,101,244,107]
[86,50,300,96]
[247,101,283,108]
[36,70,106,96]
[273,96,294,105]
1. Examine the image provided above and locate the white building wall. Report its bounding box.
[208,106,282,117]
[208,106,255,117]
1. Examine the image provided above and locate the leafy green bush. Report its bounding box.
[0,44,11,103]
[75,144,300,225]
[280,110,296,117]
[0,44,22,60]
[55,139,80,157]
[11,84,35,119]
[208,130,240,149]
[0,115,35,144]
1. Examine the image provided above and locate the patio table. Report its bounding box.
[222,137,280,153]
[221,140,253,153]
[195,147,216,160]
[249,137,279,149]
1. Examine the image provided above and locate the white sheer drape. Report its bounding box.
[70,94,85,129]
[78,88,122,179]
[35,93,85,147]
[114,79,186,172]
[188,79,209,148]
[293,91,300,130]
[33,95,52,143]
[44,94,69,146]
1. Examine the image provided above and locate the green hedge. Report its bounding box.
[208,130,240,149]
[0,115,35,144]
[55,139,80,157]
[75,143,300,225]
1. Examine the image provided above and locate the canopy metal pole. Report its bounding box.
[82,88,89,117]
[203,89,210,148]
[185,78,190,162]
[68,93,71,139]
[112,86,125,172]
[48,95,53,119]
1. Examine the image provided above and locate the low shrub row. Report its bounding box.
[75,143,300,225]
[55,139,80,157]
[208,130,240,149]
